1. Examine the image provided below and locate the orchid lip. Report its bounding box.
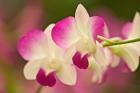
[36,69,56,87]
[72,51,89,69]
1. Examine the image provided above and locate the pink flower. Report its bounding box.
[52,4,111,83]
[18,24,77,86]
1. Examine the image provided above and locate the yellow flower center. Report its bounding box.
[48,59,62,70]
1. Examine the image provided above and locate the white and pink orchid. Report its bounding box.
[51,4,111,83]
[18,24,77,86]
[109,12,140,71]
[17,3,140,87]
[52,4,109,54]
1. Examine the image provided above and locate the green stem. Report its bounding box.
[103,38,140,47]
[36,86,43,93]
[97,35,114,43]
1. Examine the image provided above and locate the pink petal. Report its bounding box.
[18,29,48,60]
[72,51,89,69]
[122,22,132,39]
[72,52,82,68]
[81,54,89,69]
[36,69,56,87]
[52,16,79,49]
[89,16,109,41]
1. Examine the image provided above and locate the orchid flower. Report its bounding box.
[108,12,140,71]
[88,42,112,83]
[51,4,111,83]
[18,24,77,87]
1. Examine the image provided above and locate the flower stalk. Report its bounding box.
[103,38,140,47]
[98,36,140,47]
[36,86,43,93]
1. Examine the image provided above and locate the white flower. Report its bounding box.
[18,24,77,86]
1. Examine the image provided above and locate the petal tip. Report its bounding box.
[44,24,55,34]
[75,3,89,17]
[135,12,140,17]
[133,12,140,22]
[77,3,85,9]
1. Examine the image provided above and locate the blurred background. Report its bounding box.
[0,0,140,93]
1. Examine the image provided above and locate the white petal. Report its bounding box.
[94,41,109,67]
[119,45,139,71]
[44,24,58,56]
[104,47,113,65]
[56,64,77,85]
[90,42,109,83]
[92,60,104,83]
[127,43,140,55]
[44,24,56,52]
[44,24,55,36]
[128,12,140,38]
[75,37,96,53]
[64,46,76,63]
[111,55,120,68]
[89,56,104,83]
[44,24,55,49]
[105,46,120,68]
[75,4,90,38]
[23,60,41,80]
[44,24,65,59]
[88,55,94,69]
